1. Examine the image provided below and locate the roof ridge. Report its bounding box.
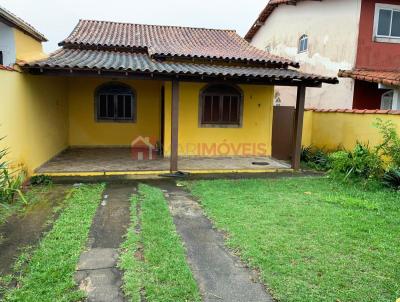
[59,19,299,67]
[78,19,237,33]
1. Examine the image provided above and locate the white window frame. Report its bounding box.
[373,3,400,44]
[298,34,308,53]
[381,90,394,110]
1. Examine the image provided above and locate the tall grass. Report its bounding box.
[0,136,26,204]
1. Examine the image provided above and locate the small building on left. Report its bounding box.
[0,5,47,66]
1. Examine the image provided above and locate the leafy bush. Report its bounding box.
[30,175,52,186]
[0,137,26,204]
[328,151,351,175]
[301,146,331,171]
[374,118,400,168]
[329,142,384,180]
[301,146,314,163]
[382,168,400,190]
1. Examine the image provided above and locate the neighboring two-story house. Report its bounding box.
[0,5,47,67]
[246,0,400,110]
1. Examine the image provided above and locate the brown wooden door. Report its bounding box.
[272,106,295,160]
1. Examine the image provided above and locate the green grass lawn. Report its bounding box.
[119,184,201,302]
[0,185,53,225]
[188,177,400,302]
[3,184,104,302]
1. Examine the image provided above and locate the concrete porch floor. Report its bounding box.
[36,148,291,175]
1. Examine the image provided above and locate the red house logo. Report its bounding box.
[131,136,158,160]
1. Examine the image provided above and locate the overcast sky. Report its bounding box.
[0,0,267,53]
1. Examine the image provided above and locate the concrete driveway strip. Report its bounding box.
[0,185,70,276]
[159,183,274,302]
[75,183,135,302]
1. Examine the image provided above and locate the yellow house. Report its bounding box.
[1,14,337,177]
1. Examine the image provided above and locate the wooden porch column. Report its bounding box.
[170,80,179,172]
[291,85,306,170]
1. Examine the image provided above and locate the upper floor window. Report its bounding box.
[375,4,400,41]
[200,84,243,127]
[381,90,394,110]
[0,51,3,65]
[298,34,308,53]
[95,83,136,122]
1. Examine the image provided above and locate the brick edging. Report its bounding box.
[0,65,16,72]
[305,108,400,115]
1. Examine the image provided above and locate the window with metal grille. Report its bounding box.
[298,35,308,53]
[200,84,242,126]
[95,83,135,122]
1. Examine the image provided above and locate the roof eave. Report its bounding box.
[21,65,338,87]
[338,69,400,87]
[0,8,47,42]
[245,0,320,42]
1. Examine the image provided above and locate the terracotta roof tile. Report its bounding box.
[339,69,400,86]
[0,65,16,71]
[0,5,47,42]
[60,20,298,67]
[21,48,337,84]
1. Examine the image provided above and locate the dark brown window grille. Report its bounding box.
[201,85,242,125]
[96,83,135,122]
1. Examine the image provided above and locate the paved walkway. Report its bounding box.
[75,184,134,302]
[158,182,274,302]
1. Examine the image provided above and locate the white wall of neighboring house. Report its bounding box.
[393,89,400,110]
[0,22,16,66]
[250,0,362,109]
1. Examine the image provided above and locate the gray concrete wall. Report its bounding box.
[0,22,16,66]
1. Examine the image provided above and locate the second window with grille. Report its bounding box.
[95,83,136,122]
[200,84,242,127]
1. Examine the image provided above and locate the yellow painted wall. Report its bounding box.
[68,78,162,147]
[163,81,274,157]
[303,111,400,150]
[13,29,46,62]
[302,111,313,147]
[0,70,68,175]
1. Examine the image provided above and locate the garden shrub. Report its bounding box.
[329,142,384,180]
[302,119,399,187]
[301,146,331,171]
[374,118,400,168]
[382,168,400,190]
[328,151,351,175]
